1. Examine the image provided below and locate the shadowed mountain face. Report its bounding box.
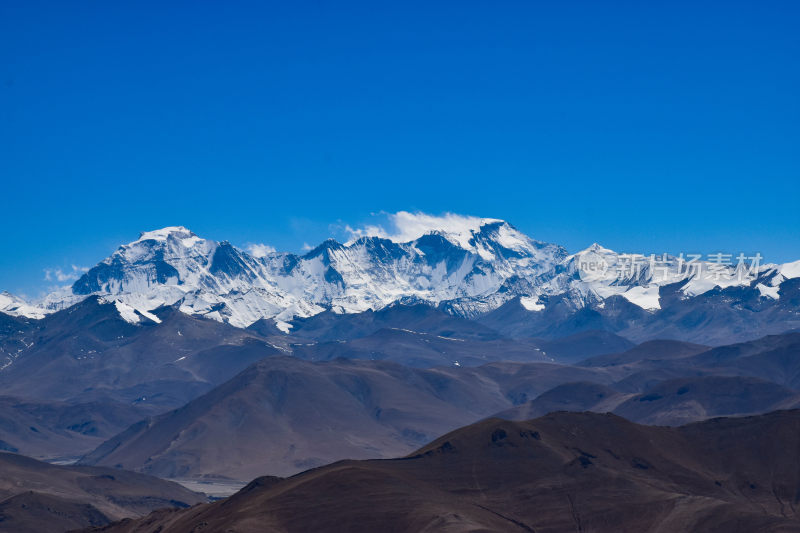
[0,297,285,409]
[0,297,293,463]
[477,294,653,340]
[0,311,33,336]
[77,357,616,480]
[683,332,800,388]
[0,492,111,533]
[578,338,710,367]
[619,280,800,345]
[285,303,503,342]
[0,452,205,533]
[536,329,636,363]
[288,324,641,369]
[0,296,639,464]
[75,358,517,479]
[78,331,800,481]
[89,410,800,533]
[496,334,800,426]
[612,376,800,425]
[576,333,800,394]
[493,381,627,421]
[477,281,800,346]
[497,376,800,426]
[0,396,145,462]
[286,311,634,368]
[289,327,550,368]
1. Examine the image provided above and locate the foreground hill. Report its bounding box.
[0,452,205,533]
[88,410,800,533]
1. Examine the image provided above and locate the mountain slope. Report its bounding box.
[578,332,800,393]
[496,376,800,426]
[0,396,145,462]
[0,297,284,408]
[684,332,800,387]
[612,376,800,425]
[78,357,615,480]
[492,381,628,420]
[0,452,205,533]
[286,302,502,341]
[289,327,548,368]
[0,297,292,462]
[90,410,800,533]
[578,339,710,367]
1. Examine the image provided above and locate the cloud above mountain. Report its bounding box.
[246,243,276,258]
[345,211,501,244]
[44,265,89,283]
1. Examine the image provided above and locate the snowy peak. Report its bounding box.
[390,217,562,263]
[569,243,623,282]
[776,260,800,284]
[557,244,773,311]
[301,239,345,261]
[344,213,564,266]
[0,291,47,319]
[462,221,566,263]
[3,217,798,328]
[69,226,310,328]
[72,226,215,296]
[136,226,197,243]
[345,212,502,246]
[417,217,503,252]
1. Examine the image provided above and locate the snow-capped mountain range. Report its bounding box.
[2,217,799,331]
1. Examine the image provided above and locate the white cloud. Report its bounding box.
[246,243,276,258]
[344,223,389,241]
[345,211,501,245]
[44,265,89,283]
[301,243,313,251]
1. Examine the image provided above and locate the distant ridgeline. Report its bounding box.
[1,221,798,344]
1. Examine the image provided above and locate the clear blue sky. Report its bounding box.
[1,1,798,297]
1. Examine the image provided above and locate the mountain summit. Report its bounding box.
[3,215,798,329]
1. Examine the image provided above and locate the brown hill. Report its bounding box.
[578,338,710,367]
[613,375,800,425]
[0,396,145,462]
[0,452,205,533]
[493,381,628,420]
[78,357,614,480]
[497,376,800,426]
[88,410,800,533]
[78,357,513,479]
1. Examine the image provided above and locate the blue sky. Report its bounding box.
[1,1,798,297]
